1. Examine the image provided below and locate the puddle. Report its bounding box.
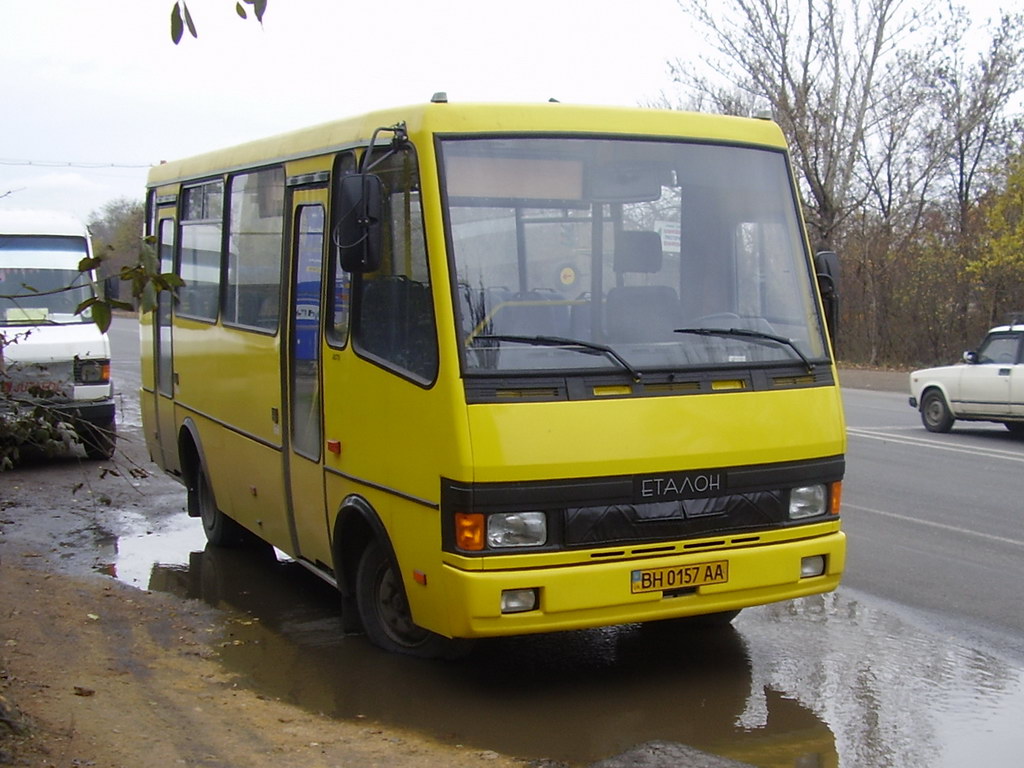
[740,595,1024,767]
[103,515,1024,767]
[96,510,206,587]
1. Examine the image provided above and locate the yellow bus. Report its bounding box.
[141,99,845,657]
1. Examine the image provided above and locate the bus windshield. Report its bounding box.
[441,137,828,376]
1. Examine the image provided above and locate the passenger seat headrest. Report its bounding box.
[614,230,663,273]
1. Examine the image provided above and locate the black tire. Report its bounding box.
[920,390,954,433]
[79,418,116,461]
[1005,422,1024,435]
[650,608,742,630]
[355,540,472,659]
[192,464,244,546]
[687,608,742,626]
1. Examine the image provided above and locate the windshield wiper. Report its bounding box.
[473,334,643,382]
[673,327,814,373]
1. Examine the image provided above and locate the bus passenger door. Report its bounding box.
[152,217,179,471]
[285,191,331,568]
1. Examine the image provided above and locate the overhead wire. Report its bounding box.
[0,158,154,169]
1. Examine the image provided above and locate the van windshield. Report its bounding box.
[439,136,828,377]
[0,236,94,325]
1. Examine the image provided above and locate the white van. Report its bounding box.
[0,210,116,459]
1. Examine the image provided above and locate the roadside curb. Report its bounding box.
[837,367,907,393]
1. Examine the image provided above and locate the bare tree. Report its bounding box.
[670,0,939,249]
[88,198,146,306]
[668,0,1024,365]
[936,12,1024,233]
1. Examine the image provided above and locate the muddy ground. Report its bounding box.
[0,369,904,767]
[0,441,535,768]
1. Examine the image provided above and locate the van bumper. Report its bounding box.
[1,397,114,425]
[435,529,845,638]
[53,399,116,427]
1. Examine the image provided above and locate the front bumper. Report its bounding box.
[435,527,846,638]
[53,399,116,427]
[1,397,117,428]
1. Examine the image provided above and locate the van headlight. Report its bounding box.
[487,512,547,548]
[76,359,110,384]
[789,484,827,519]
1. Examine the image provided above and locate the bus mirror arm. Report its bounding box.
[334,173,384,273]
[359,122,409,174]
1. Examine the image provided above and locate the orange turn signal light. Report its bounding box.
[830,481,843,516]
[455,512,485,551]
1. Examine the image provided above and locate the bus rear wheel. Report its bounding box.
[192,464,244,546]
[355,540,471,659]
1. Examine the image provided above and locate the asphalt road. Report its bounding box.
[842,386,1024,656]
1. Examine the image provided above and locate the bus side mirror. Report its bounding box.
[334,173,384,273]
[814,250,840,340]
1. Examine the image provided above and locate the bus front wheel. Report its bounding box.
[355,540,471,659]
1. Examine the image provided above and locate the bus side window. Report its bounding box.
[225,168,285,332]
[178,181,223,323]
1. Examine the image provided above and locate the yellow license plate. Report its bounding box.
[631,560,729,594]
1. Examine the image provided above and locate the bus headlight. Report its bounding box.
[487,512,547,548]
[789,484,827,519]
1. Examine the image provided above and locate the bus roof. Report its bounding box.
[147,101,789,189]
[0,209,89,238]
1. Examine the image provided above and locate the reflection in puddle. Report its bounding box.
[93,508,205,586]
[744,596,1024,767]
[106,513,1023,767]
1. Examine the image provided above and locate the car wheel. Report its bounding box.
[355,540,472,659]
[921,390,954,433]
[79,418,116,461]
[1004,422,1024,435]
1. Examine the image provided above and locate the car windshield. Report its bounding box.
[0,236,93,325]
[440,136,829,376]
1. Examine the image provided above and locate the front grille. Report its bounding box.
[564,491,787,547]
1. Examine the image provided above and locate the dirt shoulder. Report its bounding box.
[0,561,529,768]
[0,446,532,768]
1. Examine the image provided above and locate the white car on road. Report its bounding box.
[909,324,1024,434]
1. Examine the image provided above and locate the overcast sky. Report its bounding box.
[0,0,1012,222]
[1,0,688,220]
